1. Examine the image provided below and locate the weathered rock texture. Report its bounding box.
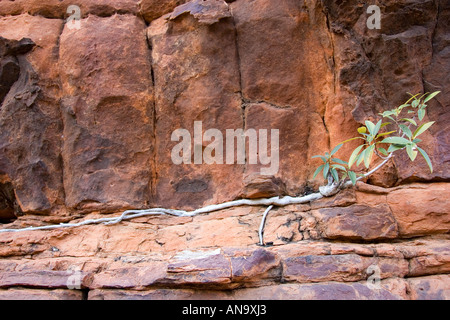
[0,0,449,300]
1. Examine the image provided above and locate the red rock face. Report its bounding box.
[0,0,448,215]
[148,3,244,209]
[0,0,449,300]
[59,14,154,213]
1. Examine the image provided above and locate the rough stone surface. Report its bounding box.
[408,275,450,300]
[59,14,154,213]
[0,0,140,18]
[89,278,410,300]
[231,0,334,192]
[0,15,65,215]
[0,0,449,300]
[148,3,243,209]
[0,288,83,300]
[139,0,190,23]
[313,204,399,241]
[387,183,450,237]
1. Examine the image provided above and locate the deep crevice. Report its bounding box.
[145,31,158,202]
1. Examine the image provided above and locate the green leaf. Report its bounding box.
[399,124,412,139]
[381,136,411,146]
[418,108,426,121]
[376,130,396,139]
[365,121,376,136]
[364,145,375,168]
[388,144,404,153]
[312,155,327,162]
[330,144,343,156]
[385,115,396,121]
[323,162,330,179]
[406,144,418,161]
[401,118,417,126]
[348,171,357,185]
[332,158,348,165]
[412,138,422,144]
[413,121,435,139]
[331,164,347,171]
[357,127,367,134]
[419,92,429,101]
[313,164,325,179]
[357,149,366,167]
[416,146,433,173]
[380,122,391,129]
[378,147,388,156]
[405,93,421,104]
[348,145,365,169]
[340,137,364,144]
[360,133,371,138]
[382,110,396,118]
[331,168,339,182]
[423,91,440,103]
[412,99,420,108]
[373,120,382,137]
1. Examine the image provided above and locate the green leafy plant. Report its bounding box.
[312,91,440,186]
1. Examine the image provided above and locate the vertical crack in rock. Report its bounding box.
[230,4,247,175]
[146,30,158,202]
[421,0,440,94]
[147,0,244,209]
[56,19,67,208]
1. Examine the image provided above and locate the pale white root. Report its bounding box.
[0,154,393,235]
[0,193,324,233]
[258,205,274,246]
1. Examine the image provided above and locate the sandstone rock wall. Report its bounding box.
[0,0,449,300]
[0,183,449,300]
[0,0,448,216]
